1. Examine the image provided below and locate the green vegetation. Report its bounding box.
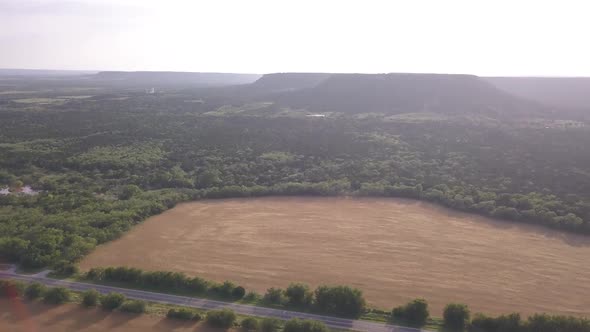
[444,303,471,331]
[241,317,260,331]
[42,286,71,304]
[285,283,313,307]
[85,266,366,318]
[206,308,237,328]
[469,312,590,332]
[283,318,329,332]
[263,287,285,305]
[167,308,202,320]
[260,317,282,332]
[85,266,233,299]
[314,285,366,318]
[100,292,126,310]
[24,282,46,300]
[81,288,100,307]
[119,299,147,313]
[391,298,430,327]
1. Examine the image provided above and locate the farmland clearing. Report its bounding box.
[80,197,590,317]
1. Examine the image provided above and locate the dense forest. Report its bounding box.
[1,72,589,269]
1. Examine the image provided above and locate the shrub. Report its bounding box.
[187,277,208,294]
[24,282,46,300]
[86,267,105,280]
[82,289,100,307]
[120,300,146,313]
[444,303,470,331]
[53,260,79,277]
[232,286,246,299]
[263,287,284,305]
[167,308,200,320]
[285,283,312,307]
[210,280,237,298]
[302,320,330,332]
[470,313,521,332]
[100,292,126,310]
[391,298,429,327]
[241,317,259,331]
[206,309,237,328]
[526,314,590,332]
[244,291,261,302]
[284,318,329,332]
[260,318,281,332]
[43,287,71,304]
[314,285,366,318]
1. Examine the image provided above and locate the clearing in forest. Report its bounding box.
[80,197,590,317]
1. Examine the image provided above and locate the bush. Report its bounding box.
[120,300,146,313]
[232,286,246,299]
[263,287,284,305]
[210,281,237,298]
[25,282,46,300]
[260,318,281,332]
[53,260,79,277]
[244,291,260,302]
[314,285,366,318]
[444,303,470,331]
[284,318,329,332]
[167,308,201,320]
[100,292,126,310]
[285,283,312,307]
[526,313,590,332]
[391,298,429,327]
[82,289,100,307]
[206,309,237,328]
[86,267,105,280]
[43,287,71,304]
[241,317,259,331]
[470,313,521,332]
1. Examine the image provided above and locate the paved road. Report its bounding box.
[0,269,430,332]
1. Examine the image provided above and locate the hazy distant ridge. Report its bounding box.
[94,71,261,87]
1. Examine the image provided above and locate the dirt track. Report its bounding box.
[80,197,590,316]
[0,298,230,332]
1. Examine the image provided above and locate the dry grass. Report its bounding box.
[0,298,231,332]
[80,197,590,317]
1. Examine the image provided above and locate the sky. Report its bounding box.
[1,0,589,76]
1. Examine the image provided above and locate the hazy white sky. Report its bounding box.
[1,0,589,75]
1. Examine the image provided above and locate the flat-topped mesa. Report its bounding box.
[271,73,544,116]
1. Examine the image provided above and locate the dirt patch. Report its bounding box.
[0,298,232,332]
[80,197,590,317]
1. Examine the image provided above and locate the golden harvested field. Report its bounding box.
[80,197,590,317]
[0,299,230,332]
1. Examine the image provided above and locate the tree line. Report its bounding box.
[85,266,366,318]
